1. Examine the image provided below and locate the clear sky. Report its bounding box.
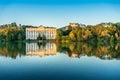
[0,0,120,28]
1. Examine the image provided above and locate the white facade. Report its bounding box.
[26,25,57,40]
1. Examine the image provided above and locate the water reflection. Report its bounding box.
[0,42,120,60]
[0,42,26,58]
[56,42,120,60]
[26,42,57,57]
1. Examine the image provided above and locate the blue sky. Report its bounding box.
[0,0,120,27]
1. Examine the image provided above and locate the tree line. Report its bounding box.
[1,22,120,43]
[56,22,120,44]
[0,22,26,42]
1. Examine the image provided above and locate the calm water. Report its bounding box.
[0,42,120,80]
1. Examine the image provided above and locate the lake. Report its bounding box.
[0,42,120,80]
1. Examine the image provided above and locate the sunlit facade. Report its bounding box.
[26,25,57,40]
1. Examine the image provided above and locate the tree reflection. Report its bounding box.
[0,42,26,59]
[0,42,120,60]
[56,42,120,60]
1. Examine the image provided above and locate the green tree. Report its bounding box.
[69,31,77,41]
[37,33,42,40]
[56,29,63,40]
[0,35,4,42]
[42,34,46,40]
[18,33,22,40]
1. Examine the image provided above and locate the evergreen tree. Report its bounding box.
[37,33,42,40]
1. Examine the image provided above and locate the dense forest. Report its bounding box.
[56,22,120,44]
[0,22,31,42]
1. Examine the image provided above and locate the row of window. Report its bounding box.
[27,35,55,38]
[26,33,56,36]
[26,31,56,34]
[26,29,56,32]
[26,44,55,51]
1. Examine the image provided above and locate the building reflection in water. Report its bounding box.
[26,42,57,57]
[0,42,120,60]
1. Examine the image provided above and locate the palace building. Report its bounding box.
[26,25,57,40]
